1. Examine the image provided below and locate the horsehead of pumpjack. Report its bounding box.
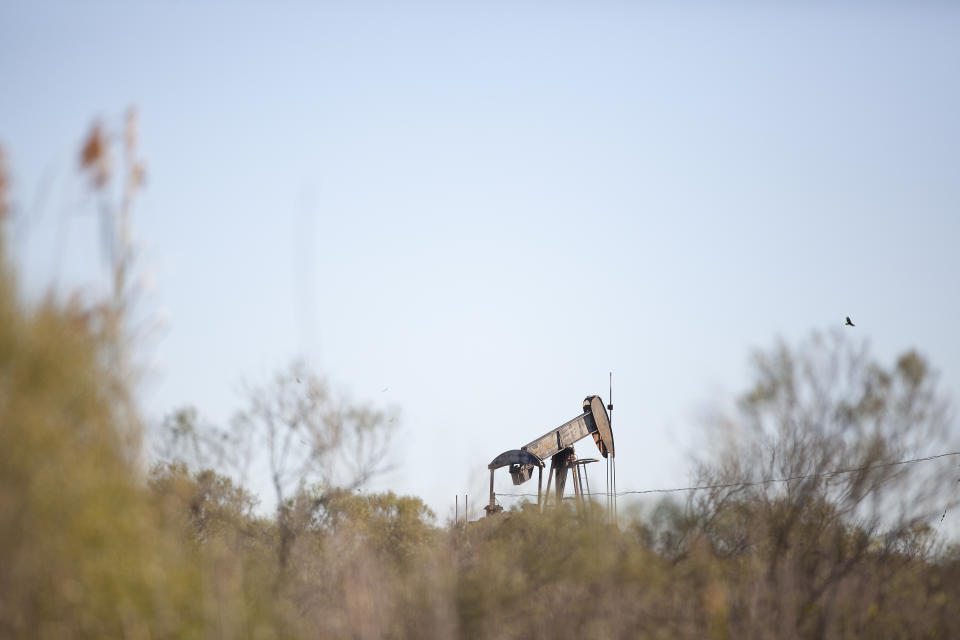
[485,395,614,515]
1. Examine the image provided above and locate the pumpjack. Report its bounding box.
[485,395,614,516]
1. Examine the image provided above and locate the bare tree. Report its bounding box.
[155,407,254,481]
[230,361,396,566]
[685,330,958,637]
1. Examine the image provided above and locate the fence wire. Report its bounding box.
[494,450,960,500]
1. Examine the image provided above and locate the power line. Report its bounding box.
[495,450,960,500]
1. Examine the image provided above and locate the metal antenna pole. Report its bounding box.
[609,372,613,523]
[608,371,617,524]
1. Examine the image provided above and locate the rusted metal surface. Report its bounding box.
[521,396,613,462]
[488,449,543,486]
[585,395,614,458]
[522,412,590,461]
[551,447,577,503]
[488,449,544,470]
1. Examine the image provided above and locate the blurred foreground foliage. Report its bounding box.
[2,142,959,638]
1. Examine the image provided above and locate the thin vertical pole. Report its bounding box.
[538,466,543,511]
[572,462,582,515]
[608,372,614,524]
[612,459,617,523]
[545,465,554,508]
[488,469,495,515]
[606,458,611,523]
[455,495,458,525]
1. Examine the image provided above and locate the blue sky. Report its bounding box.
[2,1,959,518]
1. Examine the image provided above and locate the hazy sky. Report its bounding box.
[3,1,959,518]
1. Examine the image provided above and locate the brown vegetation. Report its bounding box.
[1,133,959,638]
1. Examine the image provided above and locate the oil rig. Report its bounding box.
[485,395,616,517]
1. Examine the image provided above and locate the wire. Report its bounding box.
[495,450,960,499]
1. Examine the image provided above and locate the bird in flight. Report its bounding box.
[845,316,855,327]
